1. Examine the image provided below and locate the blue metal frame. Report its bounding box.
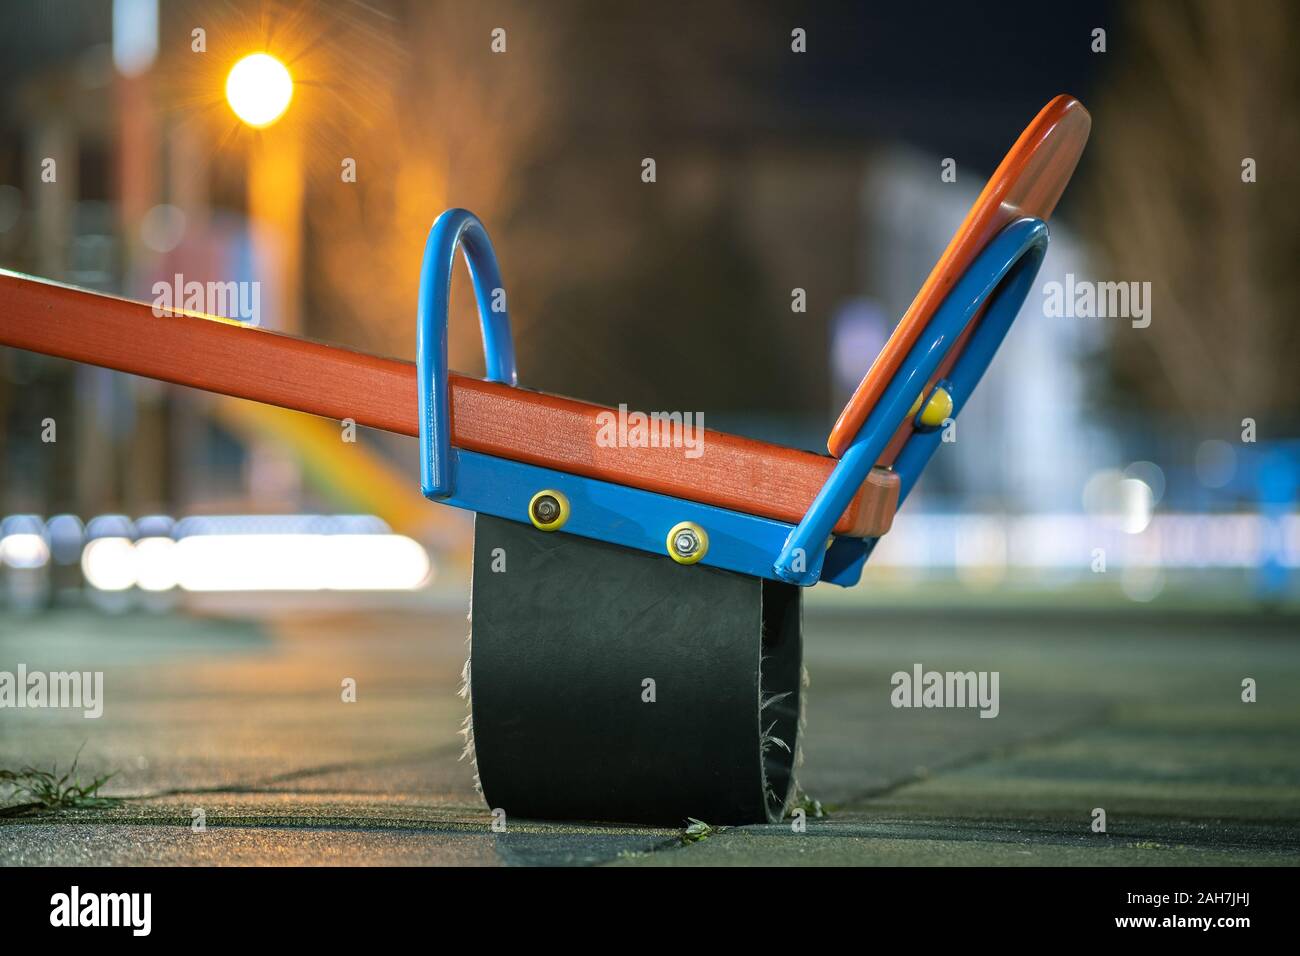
[415,208,1047,587]
[772,217,1049,585]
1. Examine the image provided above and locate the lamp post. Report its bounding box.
[225,52,300,334]
[226,52,305,508]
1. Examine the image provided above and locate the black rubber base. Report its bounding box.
[468,513,802,825]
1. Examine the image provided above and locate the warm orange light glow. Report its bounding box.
[225,52,294,128]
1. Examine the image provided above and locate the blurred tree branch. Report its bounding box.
[1083,0,1300,431]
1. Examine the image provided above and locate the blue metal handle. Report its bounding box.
[417,209,517,498]
[774,216,1050,585]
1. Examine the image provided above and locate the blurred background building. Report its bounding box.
[0,0,1296,612]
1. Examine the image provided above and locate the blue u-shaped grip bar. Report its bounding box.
[773,216,1050,585]
[417,209,517,498]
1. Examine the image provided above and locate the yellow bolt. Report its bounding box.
[528,489,570,531]
[666,521,709,564]
[919,387,954,428]
[908,386,954,429]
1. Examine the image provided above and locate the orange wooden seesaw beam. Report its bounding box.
[0,271,897,537]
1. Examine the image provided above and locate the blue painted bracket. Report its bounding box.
[439,448,870,587]
[417,209,517,498]
[773,217,1050,585]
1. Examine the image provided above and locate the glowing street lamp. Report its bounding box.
[223,48,303,336]
[225,53,294,128]
[221,50,305,504]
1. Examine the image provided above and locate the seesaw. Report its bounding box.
[0,95,1089,825]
